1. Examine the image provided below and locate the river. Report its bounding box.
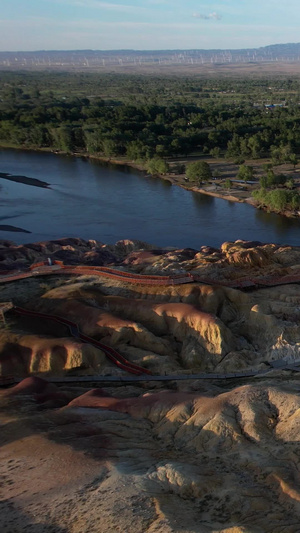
[1,148,300,249]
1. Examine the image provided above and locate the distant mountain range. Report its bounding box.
[2,43,300,70]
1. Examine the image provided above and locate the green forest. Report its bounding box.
[1,71,300,160]
[2,71,300,212]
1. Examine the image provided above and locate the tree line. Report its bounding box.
[2,72,300,167]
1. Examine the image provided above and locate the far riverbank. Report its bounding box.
[91,153,300,219]
[1,142,299,218]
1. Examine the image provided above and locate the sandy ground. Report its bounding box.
[3,375,300,533]
[0,392,158,533]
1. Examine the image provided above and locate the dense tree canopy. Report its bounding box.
[259,170,287,188]
[146,158,169,175]
[186,161,212,184]
[237,164,254,181]
[2,71,300,168]
[253,188,300,212]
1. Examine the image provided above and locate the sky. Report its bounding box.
[1,0,300,51]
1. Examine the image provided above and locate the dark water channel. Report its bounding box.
[1,148,300,249]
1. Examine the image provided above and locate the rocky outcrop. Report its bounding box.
[2,237,300,377]
[0,331,106,376]
[2,237,300,285]
[0,238,153,271]
[35,285,237,371]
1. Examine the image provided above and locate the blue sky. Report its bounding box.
[1,0,300,51]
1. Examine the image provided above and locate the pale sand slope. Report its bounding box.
[2,377,300,533]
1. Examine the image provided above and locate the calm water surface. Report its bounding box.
[1,148,300,249]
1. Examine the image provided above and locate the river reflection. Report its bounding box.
[192,191,215,207]
[0,148,300,249]
[255,207,300,238]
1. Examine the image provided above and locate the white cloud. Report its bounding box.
[54,0,147,12]
[192,12,222,20]
[76,1,131,7]
[146,0,170,4]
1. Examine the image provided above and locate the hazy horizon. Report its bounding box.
[1,42,299,53]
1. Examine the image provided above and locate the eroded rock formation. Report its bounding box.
[2,238,300,376]
[2,238,300,532]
